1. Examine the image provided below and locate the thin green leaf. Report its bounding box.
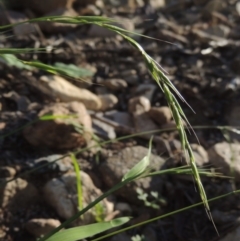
[39,114,78,121]
[46,217,130,241]
[122,136,153,181]
[70,153,83,211]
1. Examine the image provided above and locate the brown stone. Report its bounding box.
[148,106,172,126]
[23,102,92,150]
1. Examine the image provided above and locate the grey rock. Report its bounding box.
[104,110,134,128]
[99,146,166,203]
[29,155,73,174]
[208,142,240,181]
[43,171,114,225]
[92,118,116,139]
[134,84,157,102]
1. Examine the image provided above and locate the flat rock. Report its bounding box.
[208,142,240,180]
[99,146,166,203]
[23,102,92,150]
[92,118,116,139]
[38,75,102,111]
[104,110,134,128]
[43,171,114,225]
[25,218,61,238]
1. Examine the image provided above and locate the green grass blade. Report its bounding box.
[70,153,83,211]
[46,217,130,241]
[122,136,153,181]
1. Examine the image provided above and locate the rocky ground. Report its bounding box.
[1,0,240,240]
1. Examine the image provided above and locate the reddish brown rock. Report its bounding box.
[23,102,92,150]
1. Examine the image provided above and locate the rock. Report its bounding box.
[39,8,78,33]
[156,138,181,157]
[104,111,134,128]
[88,17,134,37]
[161,121,176,130]
[208,142,240,181]
[99,94,118,111]
[38,75,102,111]
[219,225,240,241]
[133,112,159,135]
[128,96,158,136]
[115,202,132,216]
[148,107,172,126]
[0,167,16,178]
[0,178,39,209]
[134,84,157,102]
[128,96,151,114]
[99,146,166,203]
[191,144,209,166]
[0,10,36,36]
[7,0,75,15]
[92,118,116,139]
[3,91,30,112]
[104,79,128,91]
[23,102,92,150]
[121,69,138,85]
[28,155,73,174]
[25,218,61,238]
[43,171,114,225]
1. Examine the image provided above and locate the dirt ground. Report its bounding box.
[1,0,240,241]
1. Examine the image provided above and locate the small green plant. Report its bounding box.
[131,234,146,241]
[136,188,166,210]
